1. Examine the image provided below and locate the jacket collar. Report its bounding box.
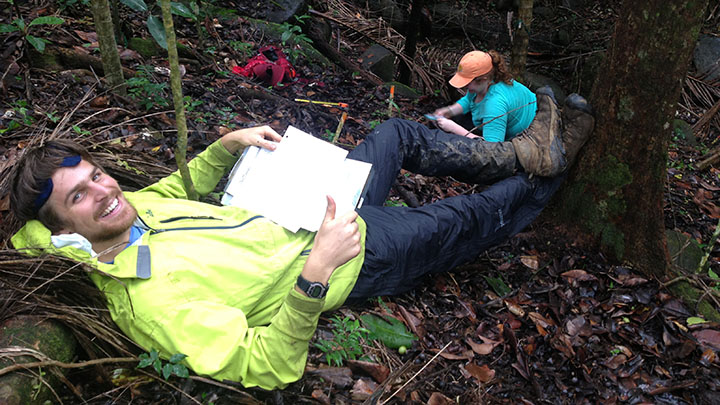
[11,218,151,280]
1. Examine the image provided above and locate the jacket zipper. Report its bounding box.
[142,214,264,234]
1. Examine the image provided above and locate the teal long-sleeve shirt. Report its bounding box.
[456,80,537,142]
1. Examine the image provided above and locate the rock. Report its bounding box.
[694,34,720,83]
[0,316,78,405]
[673,118,697,147]
[385,82,420,99]
[359,44,395,82]
[266,0,306,24]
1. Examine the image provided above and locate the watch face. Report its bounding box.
[308,284,324,298]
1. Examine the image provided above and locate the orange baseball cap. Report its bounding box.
[449,51,492,88]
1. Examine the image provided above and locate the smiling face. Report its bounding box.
[47,159,137,248]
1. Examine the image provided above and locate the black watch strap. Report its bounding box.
[296,274,329,299]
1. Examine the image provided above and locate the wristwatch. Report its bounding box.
[296,274,329,299]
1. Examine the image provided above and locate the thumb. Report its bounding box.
[323,195,336,222]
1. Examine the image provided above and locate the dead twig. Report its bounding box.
[0,348,136,378]
[378,341,452,405]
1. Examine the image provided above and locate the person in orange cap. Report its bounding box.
[432,50,537,142]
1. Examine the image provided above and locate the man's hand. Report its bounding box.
[298,196,361,292]
[221,126,283,155]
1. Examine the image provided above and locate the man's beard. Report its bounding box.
[89,202,139,244]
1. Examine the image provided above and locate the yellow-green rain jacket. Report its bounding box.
[11,140,367,390]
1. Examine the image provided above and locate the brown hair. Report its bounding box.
[488,50,514,85]
[10,139,98,232]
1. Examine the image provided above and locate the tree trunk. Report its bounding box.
[398,0,423,85]
[90,0,126,95]
[510,0,533,81]
[160,0,198,201]
[556,0,708,279]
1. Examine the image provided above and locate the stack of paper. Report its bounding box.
[221,126,373,232]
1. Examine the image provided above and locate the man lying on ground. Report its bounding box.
[9,89,594,390]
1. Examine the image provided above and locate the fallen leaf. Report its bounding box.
[603,354,627,370]
[74,30,98,42]
[397,304,425,339]
[528,312,556,336]
[90,96,109,108]
[504,299,526,317]
[119,48,142,61]
[346,359,389,383]
[693,189,720,218]
[351,378,377,401]
[561,269,598,282]
[686,316,707,326]
[464,363,495,383]
[701,348,717,366]
[311,389,330,405]
[466,338,498,355]
[693,329,720,350]
[455,298,478,323]
[520,255,539,270]
[438,349,474,361]
[306,367,353,388]
[566,315,592,337]
[0,194,9,211]
[427,392,454,405]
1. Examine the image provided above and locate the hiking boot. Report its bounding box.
[561,94,595,168]
[511,88,567,177]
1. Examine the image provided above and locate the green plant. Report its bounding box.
[137,349,190,379]
[0,14,64,53]
[216,106,237,128]
[384,198,407,207]
[609,348,622,356]
[314,316,370,367]
[0,100,35,134]
[229,40,252,57]
[45,111,61,123]
[72,125,91,136]
[183,96,203,112]
[126,65,169,110]
[361,314,417,349]
[279,15,313,61]
[30,368,46,400]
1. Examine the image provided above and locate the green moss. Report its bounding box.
[386,82,420,99]
[669,281,720,322]
[27,48,62,71]
[600,223,625,259]
[129,37,163,58]
[559,155,633,260]
[0,319,76,404]
[596,156,633,193]
[617,97,635,122]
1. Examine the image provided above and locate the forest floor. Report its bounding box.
[1,0,720,404]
